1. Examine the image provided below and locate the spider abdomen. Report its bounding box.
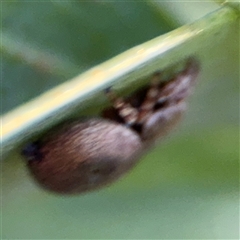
[24,118,142,194]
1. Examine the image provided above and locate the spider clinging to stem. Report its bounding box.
[22,57,200,195]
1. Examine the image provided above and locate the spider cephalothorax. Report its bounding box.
[103,57,199,145]
[22,57,200,194]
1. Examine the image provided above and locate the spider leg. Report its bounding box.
[156,58,200,105]
[105,88,139,126]
[137,58,199,125]
[141,58,200,143]
[136,72,162,124]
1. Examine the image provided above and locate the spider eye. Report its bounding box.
[154,99,167,110]
[132,123,143,134]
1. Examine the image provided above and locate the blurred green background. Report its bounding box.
[2,2,239,239]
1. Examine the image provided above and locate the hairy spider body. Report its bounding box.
[24,119,142,194]
[22,57,200,194]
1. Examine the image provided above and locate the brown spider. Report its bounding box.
[22,57,200,195]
